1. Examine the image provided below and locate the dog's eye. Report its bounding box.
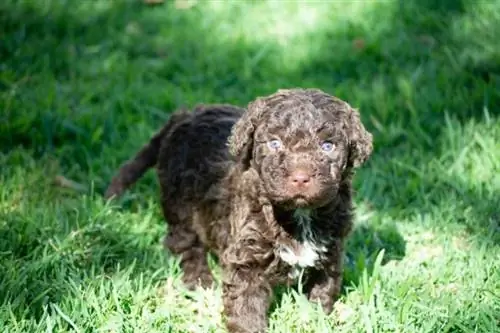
[321,141,335,152]
[268,139,282,150]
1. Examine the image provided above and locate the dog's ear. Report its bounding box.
[347,106,373,168]
[227,99,264,168]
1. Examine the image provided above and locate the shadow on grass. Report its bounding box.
[0,0,287,158]
[344,221,406,287]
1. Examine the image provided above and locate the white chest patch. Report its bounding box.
[276,208,328,278]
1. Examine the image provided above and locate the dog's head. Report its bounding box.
[228,88,373,209]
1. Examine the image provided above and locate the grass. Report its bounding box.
[1,0,499,332]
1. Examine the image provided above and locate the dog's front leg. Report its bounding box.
[305,238,344,314]
[221,240,273,333]
[222,269,272,333]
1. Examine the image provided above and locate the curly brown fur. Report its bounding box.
[105,88,373,333]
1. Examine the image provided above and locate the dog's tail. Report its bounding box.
[104,109,191,200]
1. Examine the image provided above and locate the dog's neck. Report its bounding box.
[273,206,330,271]
[291,208,316,242]
[273,205,332,239]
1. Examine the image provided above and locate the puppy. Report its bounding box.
[105,88,373,333]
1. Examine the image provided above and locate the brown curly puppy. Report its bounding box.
[105,88,373,333]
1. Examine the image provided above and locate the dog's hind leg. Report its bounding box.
[163,218,214,289]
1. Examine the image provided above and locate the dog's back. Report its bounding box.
[157,104,244,207]
[105,104,244,202]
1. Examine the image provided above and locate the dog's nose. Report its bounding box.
[289,169,311,187]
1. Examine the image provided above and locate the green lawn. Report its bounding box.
[1,0,499,332]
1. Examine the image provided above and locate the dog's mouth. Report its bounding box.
[274,194,319,210]
[291,195,310,208]
[277,186,338,209]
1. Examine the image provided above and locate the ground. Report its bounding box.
[1,0,499,332]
